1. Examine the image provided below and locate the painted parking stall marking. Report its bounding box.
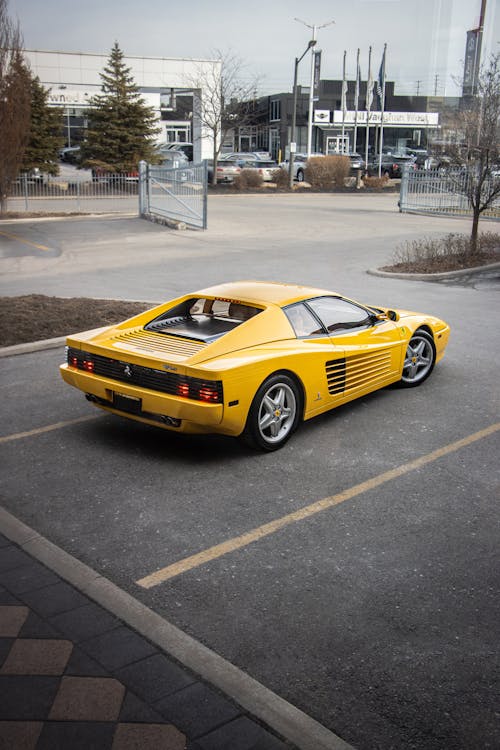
[136,422,500,588]
[0,415,100,444]
[0,229,52,252]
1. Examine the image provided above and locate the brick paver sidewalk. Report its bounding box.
[0,533,291,749]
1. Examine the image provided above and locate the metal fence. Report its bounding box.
[399,168,500,219]
[6,171,140,214]
[139,161,208,229]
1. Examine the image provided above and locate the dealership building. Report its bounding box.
[24,50,221,161]
[244,79,461,161]
[26,50,461,163]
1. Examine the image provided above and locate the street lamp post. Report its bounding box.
[294,17,335,158]
[289,40,316,190]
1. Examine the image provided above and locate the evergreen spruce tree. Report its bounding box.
[20,76,64,176]
[81,43,160,172]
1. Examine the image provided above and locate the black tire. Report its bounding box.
[242,373,302,451]
[399,330,436,388]
[296,169,304,182]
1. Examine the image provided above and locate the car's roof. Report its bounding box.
[196,280,335,307]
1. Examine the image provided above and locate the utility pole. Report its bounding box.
[294,17,335,158]
[434,74,439,96]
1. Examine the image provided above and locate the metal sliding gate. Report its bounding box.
[139,160,208,229]
[399,168,500,219]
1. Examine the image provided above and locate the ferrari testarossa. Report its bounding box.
[60,281,450,451]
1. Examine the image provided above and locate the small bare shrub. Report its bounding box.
[386,232,500,273]
[363,175,389,190]
[305,155,351,189]
[272,167,289,189]
[233,169,263,190]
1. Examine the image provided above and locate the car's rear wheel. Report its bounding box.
[400,330,436,387]
[242,373,301,451]
[296,169,304,182]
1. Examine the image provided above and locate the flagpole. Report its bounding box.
[365,46,372,171]
[341,50,346,152]
[377,43,387,178]
[353,48,360,154]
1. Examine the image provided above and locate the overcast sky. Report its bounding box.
[8,0,499,97]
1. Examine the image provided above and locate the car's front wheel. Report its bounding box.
[400,330,436,387]
[242,373,302,451]
[296,169,304,182]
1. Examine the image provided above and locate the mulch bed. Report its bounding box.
[382,249,500,274]
[1,295,152,347]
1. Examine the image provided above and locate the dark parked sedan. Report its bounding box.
[367,155,416,178]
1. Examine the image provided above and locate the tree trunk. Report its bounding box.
[212,143,218,186]
[470,207,480,255]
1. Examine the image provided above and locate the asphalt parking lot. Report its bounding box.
[1,194,499,749]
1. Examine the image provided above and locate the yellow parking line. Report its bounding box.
[136,422,500,589]
[0,415,99,444]
[0,230,51,252]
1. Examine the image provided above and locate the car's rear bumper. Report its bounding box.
[60,364,225,434]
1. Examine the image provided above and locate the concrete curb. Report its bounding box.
[367,261,500,281]
[0,299,159,358]
[0,505,354,750]
[0,336,67,357]
[0,213,138,224]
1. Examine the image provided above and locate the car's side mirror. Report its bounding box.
[372,310,399,323]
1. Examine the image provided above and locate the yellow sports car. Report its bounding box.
[60,281,450,451]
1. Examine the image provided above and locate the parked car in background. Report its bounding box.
[405,148,428,167]
[347,153,366,172]
[424,155,453,171]
[279,153,324,181]
[366,154,416,178]
[220,152,270,164]
[207,160,241,183]
[238,160,279,181]
[92,169,139,185]
[157,148,189,168]
[15,168,48,185]
[161,142,193,161]
[59,146,81,164]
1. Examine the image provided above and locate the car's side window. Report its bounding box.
[284,303,325,338]
[307,296,372,333]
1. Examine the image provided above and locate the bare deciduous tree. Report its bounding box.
[0,0,31,212]
[185,50,260,184]
[448,53,500,253]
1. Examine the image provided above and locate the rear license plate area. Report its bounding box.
[113,393,142,415]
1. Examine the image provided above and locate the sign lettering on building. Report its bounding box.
[332,110,439,127]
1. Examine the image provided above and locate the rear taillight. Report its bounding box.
[177,382,190,398]
[67,348,94,372]
[176,379,222,403]
[198,385,221,403]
